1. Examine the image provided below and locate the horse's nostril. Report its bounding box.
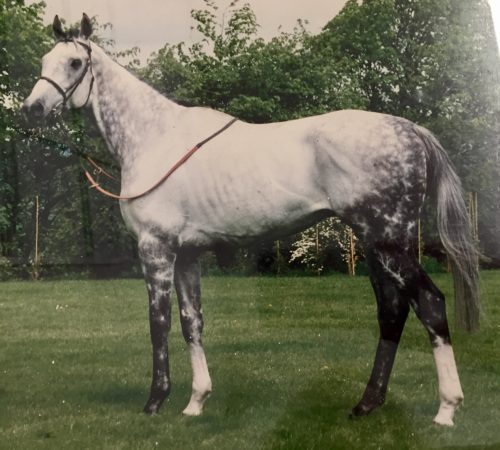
[22,100,45,123]
[32,101,44,118]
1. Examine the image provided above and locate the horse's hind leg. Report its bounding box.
[174,251,212,416]
[355,241,464,424]
[351,245,410,417]
[409,268,463,426]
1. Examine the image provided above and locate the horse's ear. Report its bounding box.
[80,13,93,39]
[53,15,66,40]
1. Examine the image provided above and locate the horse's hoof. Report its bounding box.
[182,391,211,416]
[350,398,384,418]
[350,404,371,418]
[143,400,161,415]
[433,403,459,427]
[182,404,203,416]
[433,415,454,427]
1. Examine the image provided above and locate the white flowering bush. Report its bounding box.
[290,217,360,275]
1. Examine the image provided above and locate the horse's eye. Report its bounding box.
[70,58,82,70]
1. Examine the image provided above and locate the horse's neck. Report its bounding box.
[90,45,182,167]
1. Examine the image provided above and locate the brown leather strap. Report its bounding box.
[85,118,238,201]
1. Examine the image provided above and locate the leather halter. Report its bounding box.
[39,40,94,109]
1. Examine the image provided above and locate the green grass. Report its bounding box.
[1,272,499,450]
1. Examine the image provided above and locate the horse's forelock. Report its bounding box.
[68,28,80,39]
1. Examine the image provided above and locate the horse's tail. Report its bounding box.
[415,125,480,332]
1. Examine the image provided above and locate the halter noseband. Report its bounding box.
[39,40,94,109]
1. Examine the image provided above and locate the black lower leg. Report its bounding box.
[351,338,402,416]
[143,292,173,414]
[352,249,410,417]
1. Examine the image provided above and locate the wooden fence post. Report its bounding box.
[468,191,479,271]
[315,224,321,276]
[275,240,281,276]
[348,227,356,276]
[32,195,41,281]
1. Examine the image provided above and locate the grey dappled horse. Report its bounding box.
[22,14,479,426]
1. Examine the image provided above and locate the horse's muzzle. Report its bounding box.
[21,100,45,123]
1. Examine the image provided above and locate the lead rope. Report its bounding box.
[84,117,238,201]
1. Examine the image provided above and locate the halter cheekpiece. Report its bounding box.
[39,39,94,109]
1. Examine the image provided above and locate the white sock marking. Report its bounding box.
[183,345,212,416]
[432,338,464,426]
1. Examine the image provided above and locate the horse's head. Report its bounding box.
[22,13,94,121]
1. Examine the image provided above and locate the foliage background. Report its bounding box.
[1,0,499,279]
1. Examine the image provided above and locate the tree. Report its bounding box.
[0,3,138,277]
[0,0,51,259]
[310,0,404,113]
[141,0,367,122]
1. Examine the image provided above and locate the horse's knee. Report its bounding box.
[180,306,204,344]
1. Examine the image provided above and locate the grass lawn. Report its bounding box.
[1,272,499,449]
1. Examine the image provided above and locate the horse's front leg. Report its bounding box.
[174,251,212,416]
[139,234,176,415]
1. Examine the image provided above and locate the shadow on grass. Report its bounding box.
[262,373,424,450]
[439,446,500,450]
[84,383,146,407]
